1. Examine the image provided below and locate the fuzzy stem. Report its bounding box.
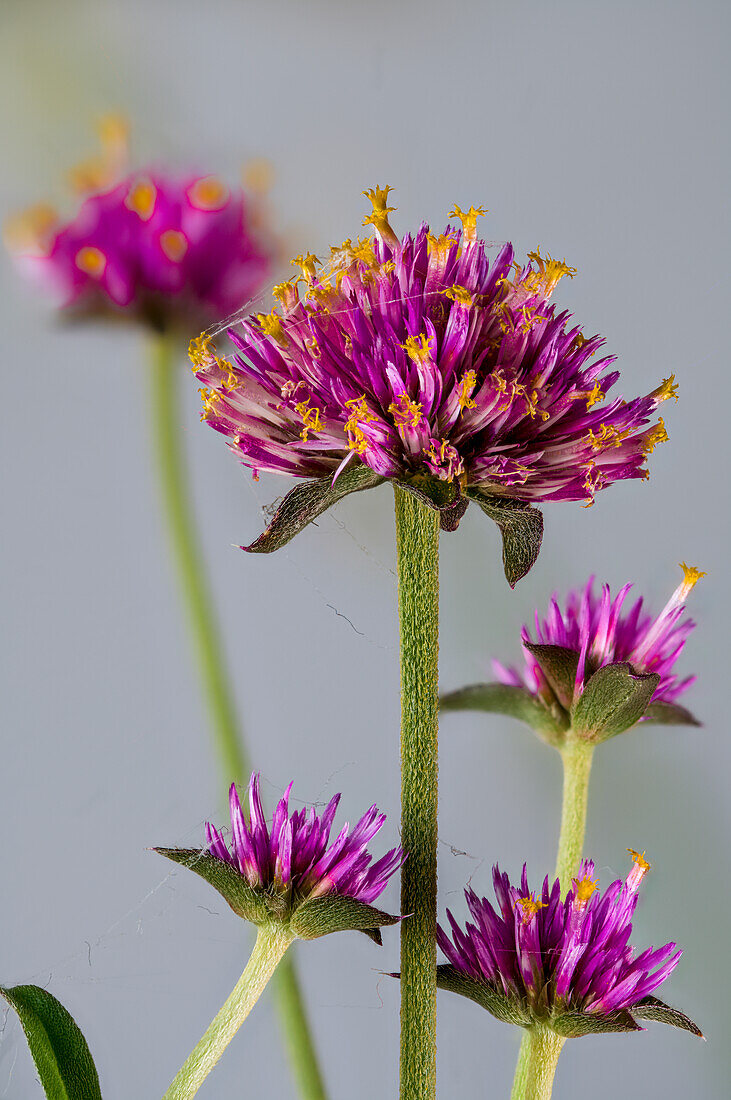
[162,925,293,1100]
[149,331,327,1100]
[510,1035,531,1100]
[523,1028,565,1100]
[555,739,595,894]
[394,487,440,1100]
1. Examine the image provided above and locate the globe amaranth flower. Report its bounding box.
[436,852,701,1038]
[157,772,405,942]
[441,563,703,744]
[191,186,676,583]
[5,115,272,330]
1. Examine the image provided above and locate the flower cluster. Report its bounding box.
[437,853,700,1037]
[192,187,674,510]
[5,116,271,328]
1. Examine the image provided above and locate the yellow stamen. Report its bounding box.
[294,400,322,441]
[362,185,398,246]
[344,394,378,454]
[272,280,299,309]
[427,232,454,259]
[586,423,632,451]
[517,896,547,922]
[641,418,668,454]
[187,176,229,211]
[256,310,286,344]
[125,178,157,221]
[457,370,477,410]
[573,332,588,350]
[199,387,221,421]
[189,332,215,370]
[389,392,423,429]
[159,229,188,262]
[401,333,433,363]
[3,204,58,254]
[678,562,706,598]
[573,875,599,903]
[75,246,106,278]
[292,252,320,285]
[585,380,605,408]
[444,284,474,307]
[627,849,651,874]
[449,204,487,242]
[525,247,577,296]
[652,374,679,403]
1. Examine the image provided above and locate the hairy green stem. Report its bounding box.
[555,740,595,893]
[523,1028,565,1100]
[510,1035,531,1100]
[394,487,440,1100]
[162,925,293,1100]
[149,332,327,1100]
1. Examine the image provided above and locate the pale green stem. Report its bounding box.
[510,737,594,1099]
[394,487,440,1100]
[162,925,293,1100]
[149,331,327,1100]
[523,1028,565,1100]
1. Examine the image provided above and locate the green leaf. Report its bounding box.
[154,849,275,924]
[397,475,469,532]
[435,966,528,1026]
[0,984,103,1100]
[242,465,384,553]
[550,1008,642,1037]
[465,490,543,587]
[522,644,580,711]
[642,701,701,727]
[290,895,399,943]
[571,663,660,742]
[631,995,704,1037]
[439,682,568,744]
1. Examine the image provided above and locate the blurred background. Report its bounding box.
[1,0,728,1096]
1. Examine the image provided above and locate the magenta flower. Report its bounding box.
[5,116,271,329]
[191,187,675,581]
[157,773,405,942]
[441,563,702,742]
[436,853,701,1038]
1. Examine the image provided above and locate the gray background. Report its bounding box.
[1,0,728,1096]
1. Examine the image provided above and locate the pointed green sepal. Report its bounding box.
[242,465,385,553]
[550,1008,643,1037]
[435,966,529,1026]
[289,894,399,942]
[0,984,103,1100]
[641,701,701,727]
[571,663,661,742]
[631,995,704,1037]
[154,848,275,924]
[465,489,543,587]
[439,682,568,745]
[522,644,579,711]
[397,474,468,531]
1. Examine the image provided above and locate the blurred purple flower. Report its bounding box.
[5,116,272,328]
[437,853,701,1037]
[192,187,674,509]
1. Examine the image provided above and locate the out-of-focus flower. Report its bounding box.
[5,116,272,329]
[436,853,701,1038]
[157,773,404,942]
[441,563,703,743]
[191,187,676,580]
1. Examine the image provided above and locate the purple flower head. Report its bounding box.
[157,774,404,942]
[436,853,701,1038]
[191,187,675,574]
[5,115,272,329]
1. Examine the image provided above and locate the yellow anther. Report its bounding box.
[351,238,378,267]
[525,247,577,296]
[444,284,474,307]
[75,246,106,278]
[159,229,188,262]
[641,417,668,454]
[457,370,477,410]
[401,333,433,363]
[344,394,378,454]
[424,438,464,480]
[678,562,706,597]
[189,332,216,370]
[294,400,323,441]
[427,232,454,259]
[389,392,423,429]
[627,849,651,873]
[517,896,547,922]
[573,332,588,350]
[449,204,487,242]
[272,280,299,309]
[586,423,632,451]
[256,310,286,344]
[652,374,679,403]
[524,388,549,420]
[125,178,157,220]
[199,387,221,421]
[292,252,320,284]
[585,380,605,408]
[362,185,398,246]
[3,204,58,254]
[187,176,229,210]
[573,875,599,903]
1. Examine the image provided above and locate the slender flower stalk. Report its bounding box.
[394,487,440,1100]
